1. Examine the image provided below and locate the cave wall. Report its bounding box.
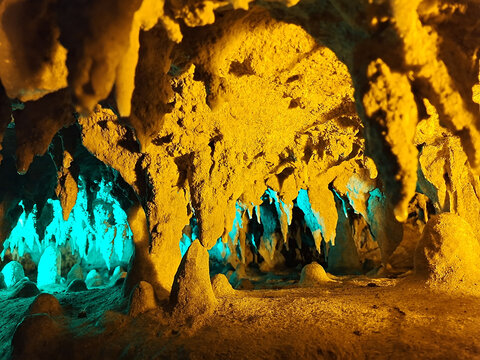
[0,0,479,297]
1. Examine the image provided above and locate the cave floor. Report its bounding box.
[2,277,480,359]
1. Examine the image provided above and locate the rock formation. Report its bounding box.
[1,0,480,357]
[415,213,480,294]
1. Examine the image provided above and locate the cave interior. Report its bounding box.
[1,0,480,359]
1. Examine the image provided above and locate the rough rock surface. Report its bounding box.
[1,261,25,288]
[300,262,333,285]
[414,213,480,294]
[27,293,63,317]
[211,273,234,297]
[0,0,479,314]
[11,314,64,359]
[66,264,84,285]
[66,279,88,292]
[85,269,103,288]
[128,280,157,317]
[170,240,216,319]
[8,279,40,299]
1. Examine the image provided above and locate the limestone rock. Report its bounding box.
[66,264,84,285]
[54,150,78,221]
[414,213,480,293]
[170,240,216,318]
[27,293,63,317]
[1,261,25,288]
[9,279,40,299]
[13,89,74,173]
[2,0,480,311]
[111,266,127,284]
[300,262,333,285]
[128,281,157,317]
[211,274,234,297]
[85,270,103,288]
[67,279,88,292]
[11,314,63,359]
[37,245,61,288]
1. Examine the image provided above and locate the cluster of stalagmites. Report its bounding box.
[1,1,480,354]
[0,258,127,296]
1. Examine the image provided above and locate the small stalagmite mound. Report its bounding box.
[111,266,127,285]
[128,281,157,317]
[414,213,480,293]
[300,262,333,285]
[67,279,88,292]
[1,261,25,288]
[27,293,63,317]
[12,314,64,359]
[66,264,84,285]
[170,240,217,319]
[9,279,40,299]
[211,274,234,297]
[85,269,103,288]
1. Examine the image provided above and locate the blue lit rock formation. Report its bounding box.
[1,260,24,288]
[36,245,60,288]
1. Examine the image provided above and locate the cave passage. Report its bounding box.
[1,173,134,290]
[1,0,480,358]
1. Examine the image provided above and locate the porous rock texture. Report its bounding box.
[66,279,87,292]
[211,273,235,297]
[27,293,63,317]
[299,262,333,285]
[8,280,40,299]
[414,213,480,294]
[128,280,157,317]
[66,263,83,285]
[11,314,64,360]
[170,240,217,319]
[0,0,479,301]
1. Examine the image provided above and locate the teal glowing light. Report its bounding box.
[1,261,25,288]
[37,245,60,287]
[1,201,42,263]
[179,204,242,262]
[1,176,134,278]
[296,189,323,234]
[208,238,232,262]
[179,233,193,257]
[265,189,292,225]
[332,189,348,217]
[228,203,245,242]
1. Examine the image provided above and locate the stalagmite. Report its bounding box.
[36,245,61,288]
[414,213,480,294]
[170,240,216,319]
[128,280,157,317]
[299,262,333,285]
[27,293,63,317]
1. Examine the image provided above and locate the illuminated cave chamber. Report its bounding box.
[0,126,134,291]
[2,0,480,358]
[184,184,432,289]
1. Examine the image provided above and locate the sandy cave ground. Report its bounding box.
[1,276,480,359]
